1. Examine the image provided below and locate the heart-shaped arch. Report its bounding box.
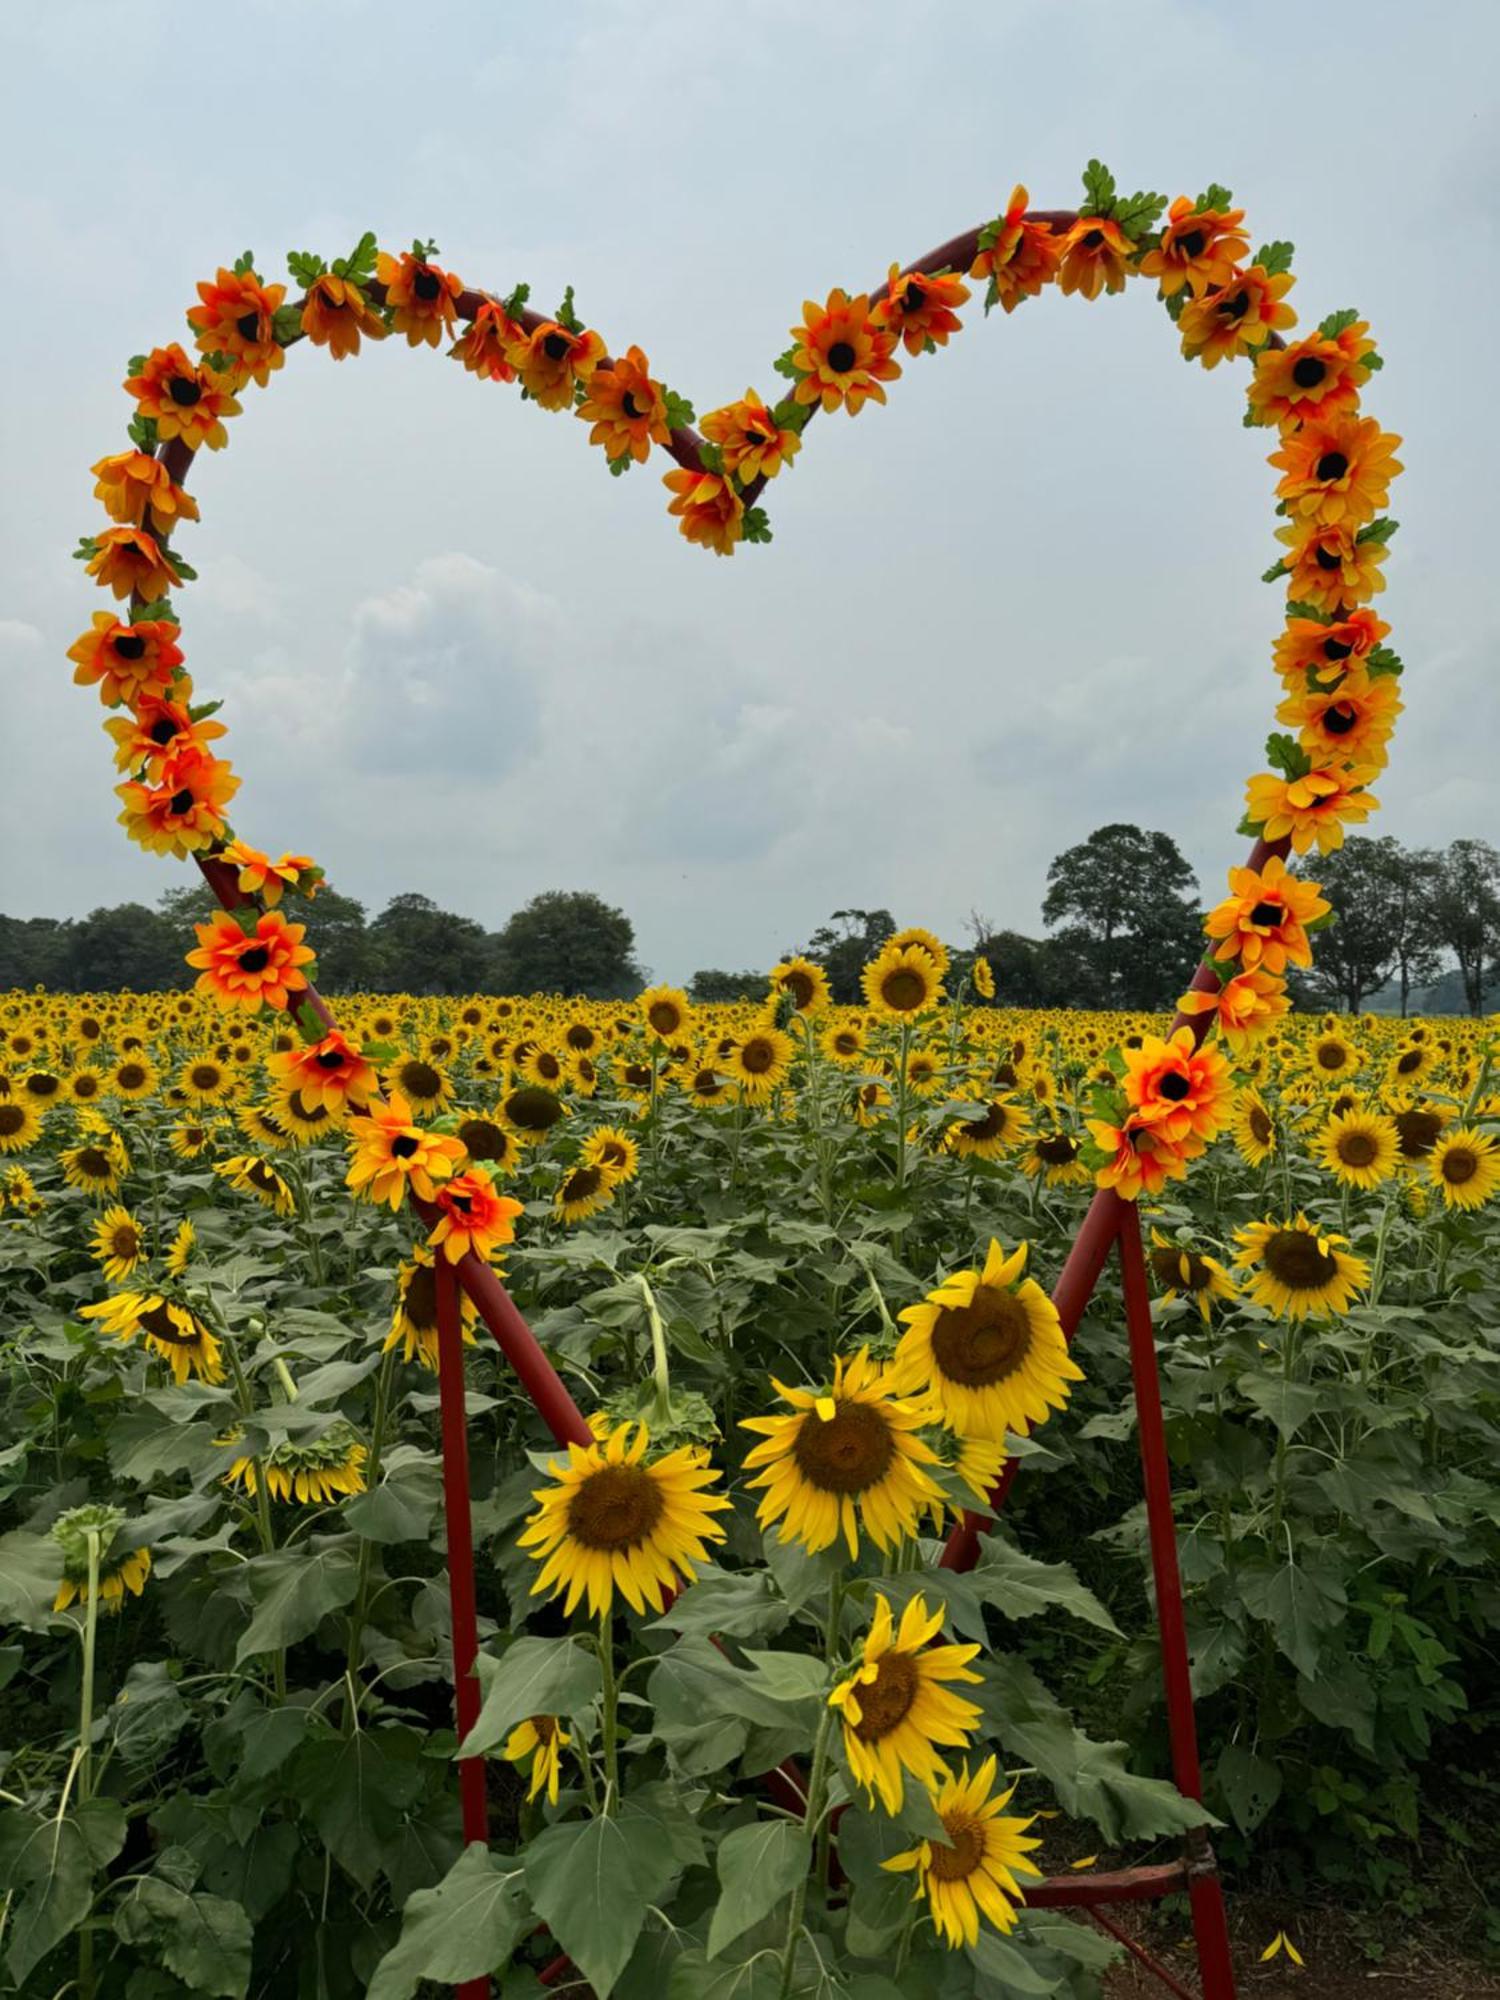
[64,166,1404,2000]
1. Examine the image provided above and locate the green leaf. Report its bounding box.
[1264,731,1312,780]
[1366,643,1404,677]
[1237,1370,1325,1441]
[524,1803,680,1998]
[339,230,379,285]
[1214,1742,1283,1834]
[460,1637,601,1757]
[968,1929,1057,1994]
[1284,600,1330,624]
[235,1538,360,1662]
[1113,188,1167,242]
[740,1649,829,1703]
[663,388,696,429]
[0,1527,63,1631]
[287,250,327,287]
[0,1800,126,1984]
[1261,558,1289,584]
[113,1877,253,1999]
[1194,183,1234,212]
[1255,240,1295,276]
[707,1819,808,1959]
[1079,158,1116,216]
[1357,516,1399,545]
[555,284,582,333]
[502,280,531,317]
[1237,1559,1346,1679]
[231,249,257,276]
[128,414,160,449]
[367,1844,530,2000]
[971,1530,1121,1635]
[742,506,773,545]
[295,1727,425,1891]
[1318,307,1361,339]
[650,1569,790,1644]
[272,302,304,344]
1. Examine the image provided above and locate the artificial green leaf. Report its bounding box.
[460,1637,601,1757]
[707,1818,808,1958]
[366,1844,530,2000]
[1255,241,1295,276]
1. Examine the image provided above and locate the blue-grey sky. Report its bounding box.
[2,0,1496,982]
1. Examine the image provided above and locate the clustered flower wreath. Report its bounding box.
[67,159,1405,1233]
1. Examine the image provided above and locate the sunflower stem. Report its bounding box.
[343,1344,398,1726]
[598,1610,620,1815]
[222,1333,284,1699]
[778,1699,835,1999]
[636,1274,673,1423]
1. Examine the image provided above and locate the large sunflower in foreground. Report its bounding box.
[1234,1215,1368,1321]
[885,1755,1043,1948]
[862,943,943,1020]
[1429,1127,1500,1212]
[741,1349,943,1559]
[829,1592,982,1814]
[519,1420,730,1618]
[894,1240,1082,1442]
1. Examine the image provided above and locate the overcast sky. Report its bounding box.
[2,0,1496,983]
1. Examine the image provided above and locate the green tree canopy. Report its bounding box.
[1041,823,1201,1010]
[489,890,640,998]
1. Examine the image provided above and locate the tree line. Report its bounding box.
[3,829,1497,1012]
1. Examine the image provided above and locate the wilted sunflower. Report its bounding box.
[1234,1215,1368,1321]
[1148,1229,1238,1322]
[385,1246,479,1369]
[226,1421,367,1504]
[215,1153,296,1217]
[894,1239,1082,1441]
[1429,1128,1500,1211]
[863,943,943,1020]
[741,1349,943,1560]
[81,1291,224,1384]
[884,1756,1042,1948]
[519,1420,730,1618]
[944,1096,1032,1161]
[828,1592,982,1814]
[90,1205,146,1283]
[51,1504,151,1615]
[728,1027,795,1102]
[1316,1108,1399,1190]
[504,1714,572,1806]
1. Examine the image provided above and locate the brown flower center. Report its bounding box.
[562,1165,603,1205]
[931,1286,1033,1386]
[456,1118,509,1162]
[1248,1106,1273,1145]
[929,1813,986,1882]
[401,1060,443,1098]
[1336,1131,1378,1168]
[1395,1109,1442,1158]
[1441,1147,1478,1186]
[851,1651,919,1742]
[76,1147,112,1177]
[506,1087,562,1131]
[827,340,856,373]
[111,1225,140,1259]
[566,1463,664,1551]
[1293,355,1327,389]
[1150,1246,1210,1292]
[139,1303,200,1346]
[792,1399,895,1494]
[739,1037,776,1075]
[403,1263,438,1332]
[880,969,927,1013]
[0,1105,25,1135]
[1263,1230,1339,1291]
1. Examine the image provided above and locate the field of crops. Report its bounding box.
[1,969,1497,1998]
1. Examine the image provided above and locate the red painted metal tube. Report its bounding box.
[434,1255,493,2000]
[1087,1906,1203,2000]
[1025,1860,1189,1910]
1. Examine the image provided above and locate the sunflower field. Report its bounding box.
[1,961,1497,2000]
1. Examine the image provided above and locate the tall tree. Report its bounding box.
[369,892,492,995]
[1430,839,1500,1015]
[1388,844,1444,1015]
[798,909,897,1004]
[1292,836,1439,1013]
[1041,824,1201,1009]
[489,890,640,997]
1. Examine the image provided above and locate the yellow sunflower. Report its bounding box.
[80,1291,224,1384]
[740,1349,943,1559]
[884,1756,1043,1947]
[862,943,943,1020]
[383,1054,454,1115]
[60,1131,130,1195]
[503,1714,572,1805]
[893,1240,1083,1441]
[52,1507,151,1615]
[518,1420,731,1618]
[727,1026,796,1102]
[581,1126,640,1184]
[169,1119,218,1161]
[768,957,831,1015]
[90,1204,146,1284]
[226,1421,368,1504]
[165,1219,195,1278]
[0,1097,44,1153]
[943,1096,1032,1162]
[828,1592,982,1814]
[1429,1127,1500,1211]
[215,1153,296,1216]
[1315,1108,1399,1190]
[554,1161,616,1225]
[1232,1087,1278,1168]
[385,1246,479,1369]
[1234,1215,1369,1320]
[1147,1229,1238,1323]
[639,986,693,1043]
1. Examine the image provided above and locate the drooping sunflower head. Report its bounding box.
[215,1152,296,1217]
[1147,1228,1239,1323]
[51,1502,151,1615]
[228,1420,368,1505]
[894,1239,1083,1441]
[1233,1214,1369,1322]
[828,1591,983,1815]
[518,1420,731,1618]
[80,1290,225,1384]
[740,1349,943,1561]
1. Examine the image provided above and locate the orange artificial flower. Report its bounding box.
[1179,265,1296,367]
[1268,412,1403,529]
[699,392,801,483]
[576,345,672,463]
[968,185,1063,313]
[427,1166,525,1264]
[1246,320,1376,427]
[185,909,315,1013]
[1137,195,1249,298]
[186,266,289,387]
[345,1092,465,1208]
[663,469,743,556]
[1057,216,1134,299]
[1273,608,1390,691]
[788,289,901,415]
[1276,671,1401,763]
[451,300,521,382]
[124,345,242,450]
[218,840,319,907]
[872,263,970,354]
[267,1029,379,1114]
[90,452,200,531]
[1274,520,1389,614]
[104,688,224,777]
[1086,1115,1196,1201]
[84,528,183,602]
[505,320,606,410]
[300,274,386,360]
[1178,969,1290,1053]
[116,743,237,856]
[1244,764,1381,855]
[1122,1027,1234,1145]
[1204,854,1329,974]
[376,249,463,348]
[68,614,185,708]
